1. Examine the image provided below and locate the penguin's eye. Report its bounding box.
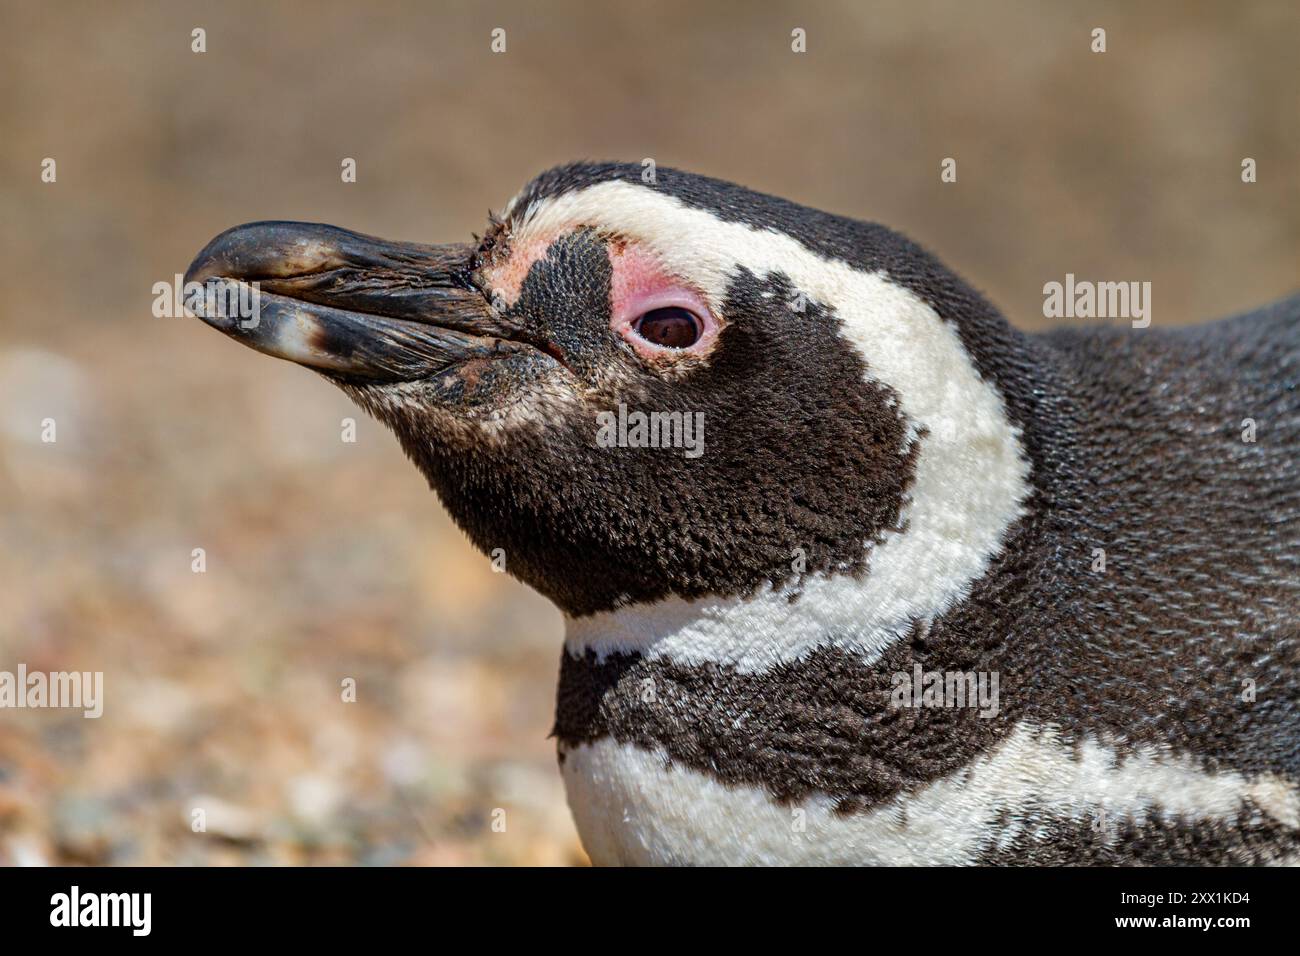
[632,307,701,349]
[607,259,718,361]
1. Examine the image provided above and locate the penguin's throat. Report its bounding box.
[564,420,1032,672]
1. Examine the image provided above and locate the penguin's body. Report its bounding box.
[556,300,1300,866]
[187,163,1300,865]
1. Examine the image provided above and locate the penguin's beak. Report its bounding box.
[184,221,522,382]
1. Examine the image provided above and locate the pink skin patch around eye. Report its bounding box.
[483,231,720,362]
[482,234,554,306]
[607,243,720,361]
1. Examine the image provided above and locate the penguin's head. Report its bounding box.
[188,163,1029,620]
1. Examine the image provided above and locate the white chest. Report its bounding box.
[559,727,1300,866]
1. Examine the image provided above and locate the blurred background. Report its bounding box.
[1,0,1296,865]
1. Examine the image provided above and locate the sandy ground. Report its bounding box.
[1,0,1296,865]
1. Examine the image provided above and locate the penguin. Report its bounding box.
[186,162,1300,866]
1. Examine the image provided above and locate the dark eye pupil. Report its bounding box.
[634,307,700,348]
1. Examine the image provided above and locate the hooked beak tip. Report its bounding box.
[185,221,505,383]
